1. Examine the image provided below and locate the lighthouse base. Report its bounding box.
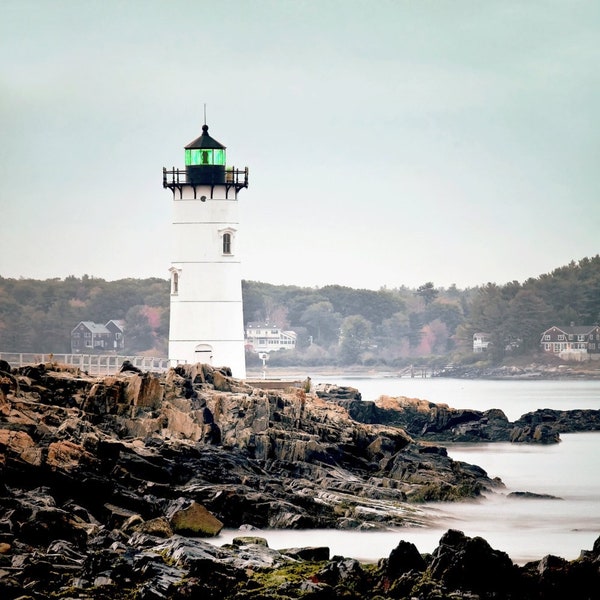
[168,340,246,380]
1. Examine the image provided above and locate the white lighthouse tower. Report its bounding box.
[163,123,248,378]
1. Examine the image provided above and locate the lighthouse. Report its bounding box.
[163,123,249,378]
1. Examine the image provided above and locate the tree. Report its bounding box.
[380,311,411,351]
[300,301,341,346]
[339,315,373,364]
[416,282,439,306]
[242,280,267,324]
[416,319,450,356]
[424,301,464,335]
[466,284,509,361]
[124,306,155,353]
[506,290,553,353]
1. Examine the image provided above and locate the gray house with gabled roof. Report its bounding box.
[71,320,125,354]
[540,324,600,359]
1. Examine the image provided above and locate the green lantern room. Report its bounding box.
[184,124,226,185]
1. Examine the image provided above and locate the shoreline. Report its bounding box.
[246,364,600,381]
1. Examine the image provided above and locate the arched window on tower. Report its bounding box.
[219,228,236,256]
[223,232,232,255]
[170,268,181,295]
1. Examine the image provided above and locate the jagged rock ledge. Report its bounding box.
[317,384,600,444]
[1,361,597,598]
[436,362,600,380]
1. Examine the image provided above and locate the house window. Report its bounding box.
[590,343,596,350]
[223,233,232,255]
[568,334,573,340]
[557,335,565,341]
[577,335,585,341]
[544,335,550,341]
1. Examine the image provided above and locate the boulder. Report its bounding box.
[427,529,517,595]
[167,499,223,537]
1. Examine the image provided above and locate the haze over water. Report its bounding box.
[214,378,600,564]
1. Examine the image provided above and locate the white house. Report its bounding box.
[473,332,491,353]
[245,322,297,353]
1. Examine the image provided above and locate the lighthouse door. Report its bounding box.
[194,343,213,365]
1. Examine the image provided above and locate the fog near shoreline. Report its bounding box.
[212,379,600,565]
[211,431,600,565]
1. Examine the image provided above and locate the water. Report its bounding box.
[213,378,600,564]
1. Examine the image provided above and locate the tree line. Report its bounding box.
[1,255,598,366]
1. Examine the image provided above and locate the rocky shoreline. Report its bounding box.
[248,360,600,381]
[314,384,600,444]
[0,360,599,598]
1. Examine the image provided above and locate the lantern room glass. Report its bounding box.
[185,148,226,166]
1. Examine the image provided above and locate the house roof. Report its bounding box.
[72,321,110,334]
[247,322,279,329]
[185,124,226,150]
[541,325,599,336]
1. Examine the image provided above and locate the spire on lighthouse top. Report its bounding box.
[185,124,227,151]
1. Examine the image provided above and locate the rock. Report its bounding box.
[279,546,330,561]
[3,361,600,598]
[336,394,600,445]
[46,440,96,471]
[508,491,563,500]
[231,536,269,547]
[137,517,173,538]
[315,555,368,593]
[383,539,427,578]
[427,529,517,596]
[167,499,223,537]
[315,383,362,401]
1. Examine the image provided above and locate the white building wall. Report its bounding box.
[168,182,246,378]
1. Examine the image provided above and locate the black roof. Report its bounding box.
[185,124,226,150]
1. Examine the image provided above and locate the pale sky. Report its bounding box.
[1,0,598,290]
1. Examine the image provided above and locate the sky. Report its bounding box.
[1,0,598,291]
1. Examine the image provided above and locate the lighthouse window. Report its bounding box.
[186,149,212,166]
[185,148,226,166]
[223,233,232,255]
[171,271,179,295]
[213,149,225,165]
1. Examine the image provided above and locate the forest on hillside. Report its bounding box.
[1,256,599,367]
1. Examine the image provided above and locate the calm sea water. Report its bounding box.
[213,378,600,565]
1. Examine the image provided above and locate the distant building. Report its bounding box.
[245,322,297,353]
[473,332,492,353]
[540,324,600,360]
[71,320,125,354]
